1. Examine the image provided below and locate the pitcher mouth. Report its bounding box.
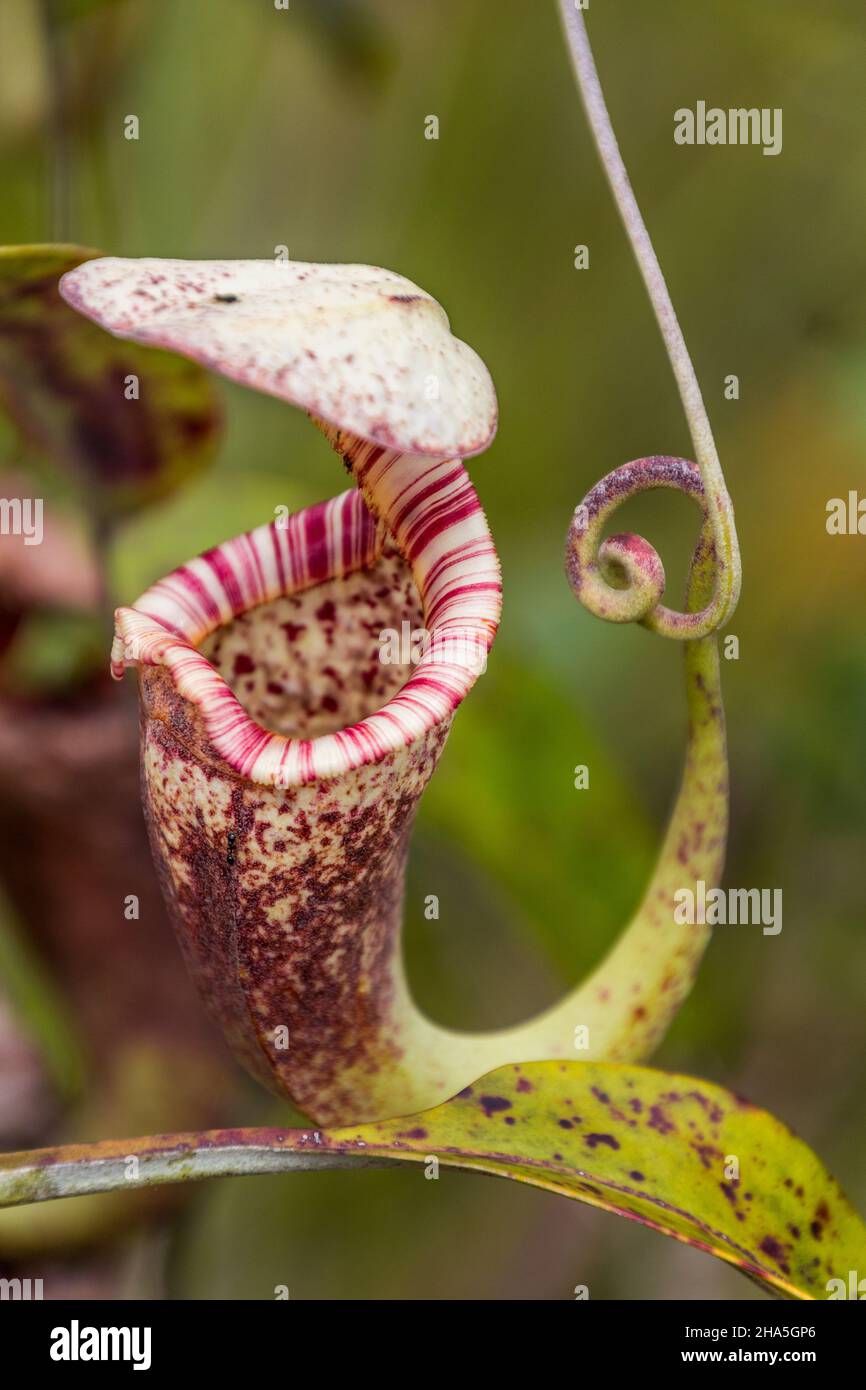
[112,484,500,787]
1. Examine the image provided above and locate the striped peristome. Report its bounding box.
[113,436,501,787]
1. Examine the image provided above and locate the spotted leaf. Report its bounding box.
[1,1061,862,1299]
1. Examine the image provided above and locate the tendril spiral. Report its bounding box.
[567,456,733,641]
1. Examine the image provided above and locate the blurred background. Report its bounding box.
[0,0,864,1299]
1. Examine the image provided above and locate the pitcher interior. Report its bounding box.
[199,544,424,740]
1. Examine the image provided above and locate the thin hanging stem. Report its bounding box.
[557,3,740,631]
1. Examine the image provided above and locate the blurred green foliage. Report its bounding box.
[1,0,864,1298]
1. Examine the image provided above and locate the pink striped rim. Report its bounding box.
[112,462,502,787]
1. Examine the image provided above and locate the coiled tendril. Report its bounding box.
[567,455,727,641]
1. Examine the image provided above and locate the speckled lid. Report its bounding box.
[59,257,497,459]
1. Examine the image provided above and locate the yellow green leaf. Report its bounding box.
[1,1060,862,1299]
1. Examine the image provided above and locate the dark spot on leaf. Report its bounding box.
[759,1236,790,1273]
[648,1104,675,1135]
[585,1133,620,1150]
[693,1142,721,1170]
[479,1095,512,1117]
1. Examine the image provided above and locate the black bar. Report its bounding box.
[2,1296,860,1375]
